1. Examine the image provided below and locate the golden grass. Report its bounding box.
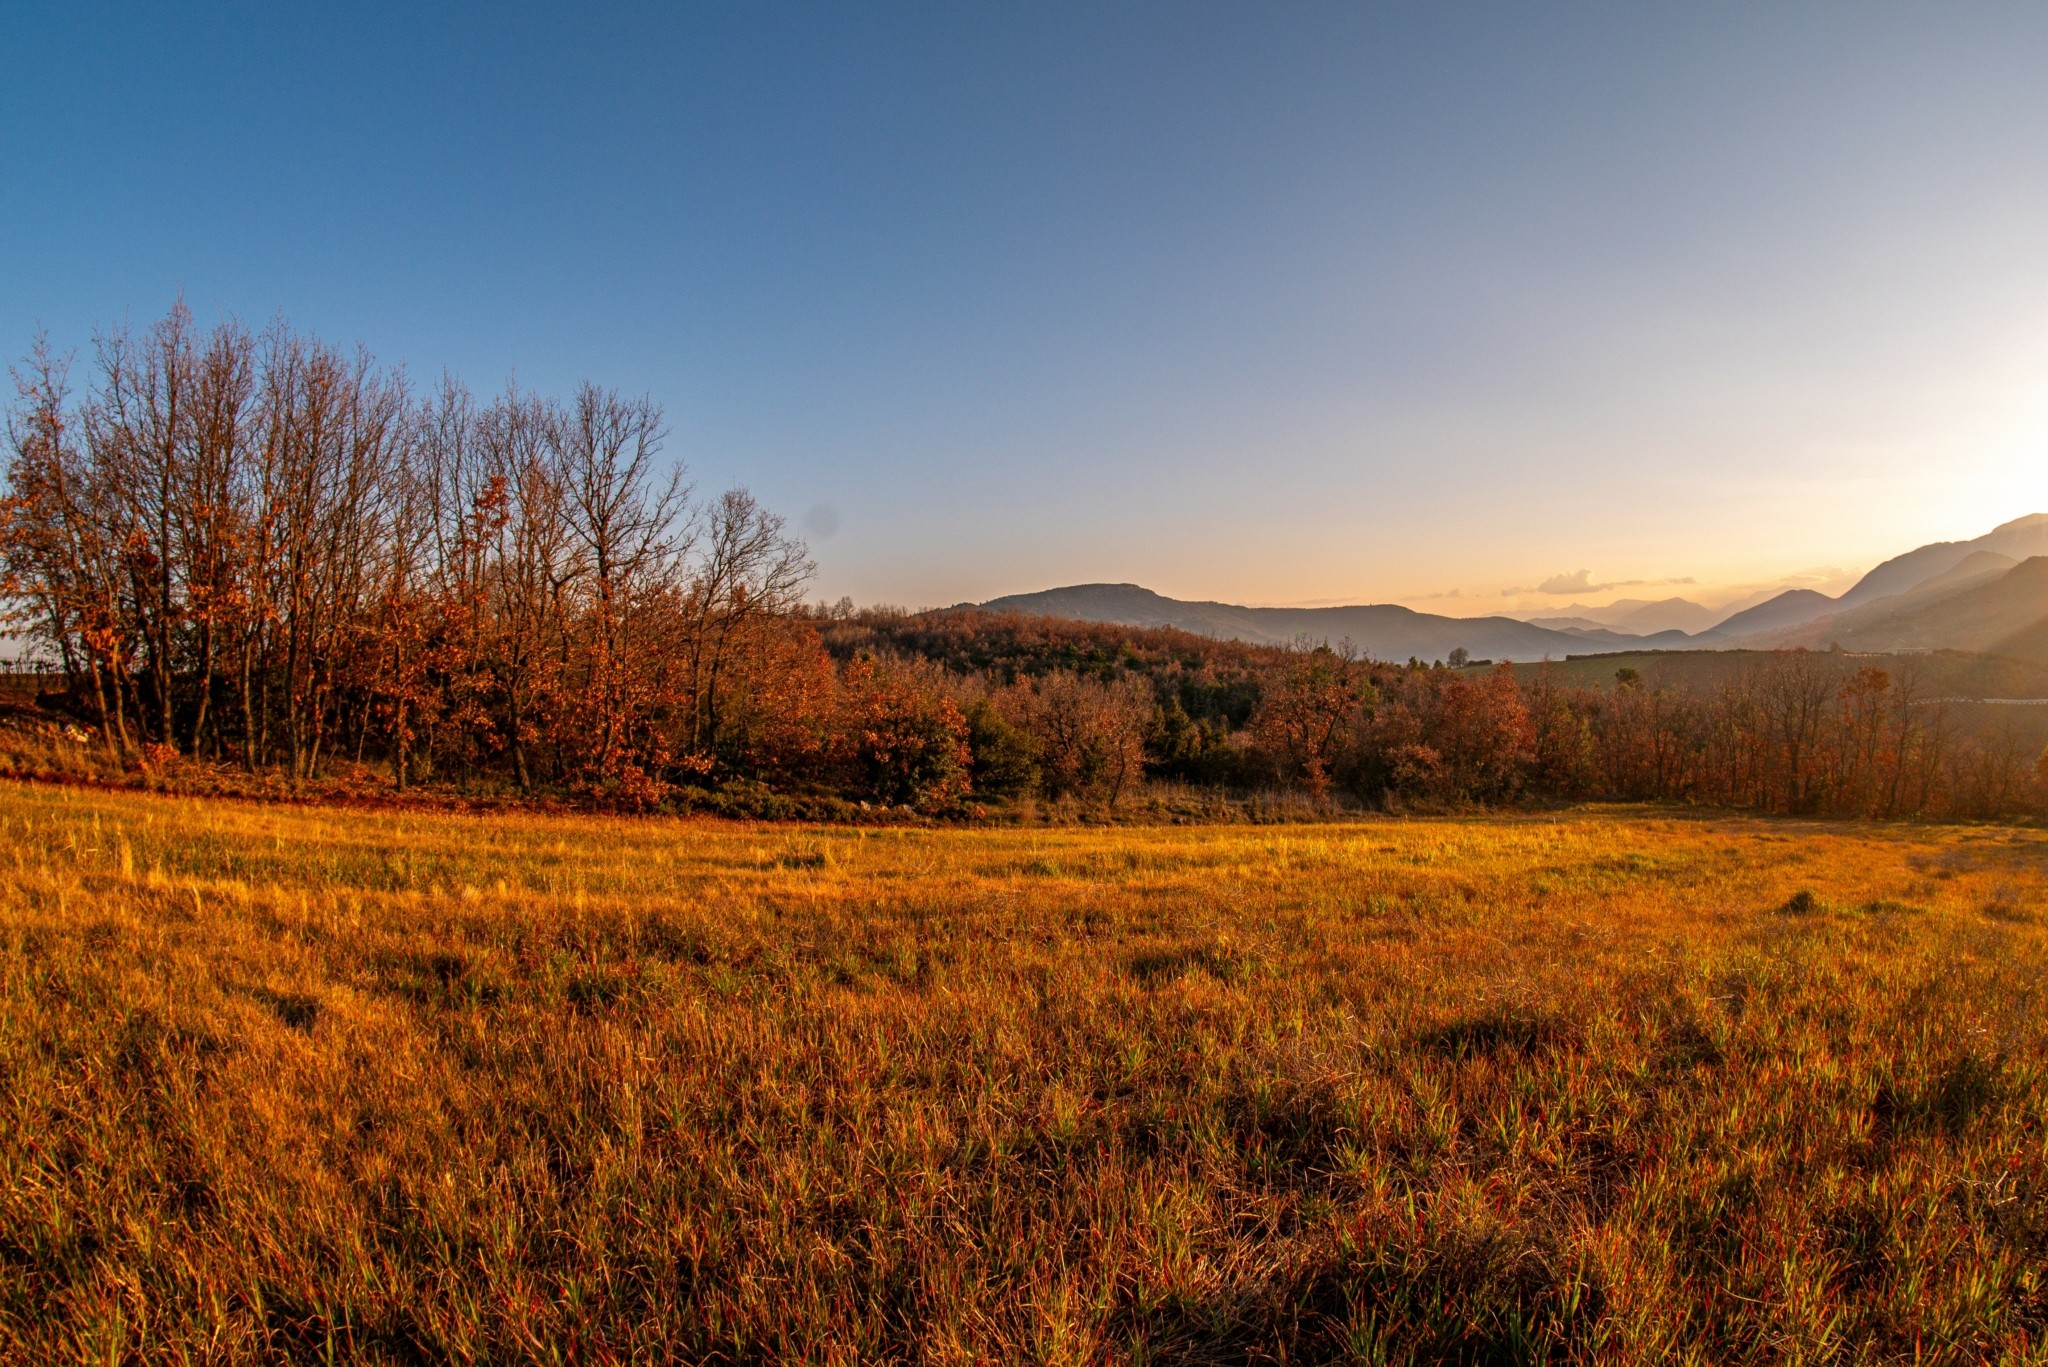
[2,783,2045,1364]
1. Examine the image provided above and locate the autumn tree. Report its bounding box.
[836,656,973,811]
[558,384,685,787]
[1248,644,1366,798]
[679,488,812,762]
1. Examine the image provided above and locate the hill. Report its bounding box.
[1745,556,2048,657]
[1836,513,2048,609]
[1530,596,1718,634]
[1703,588,1837,639]
[1725,566,1991,651]
[1693,525,2048,641]
[1909,549,2020,596]
[976,516,2048,662]
[1697,540,2039,645]
[976,584,1675,663]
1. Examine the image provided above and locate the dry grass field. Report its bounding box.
[2,783,2046,1364]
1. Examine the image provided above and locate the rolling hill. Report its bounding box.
[974,584,1643,663]
[1530,597,1718,635]
[1753,556,2048,659]
[1700,589,1837,640]
[975,515,2048,665]
[1835,513,2048,609]
[1610,517,2048,641]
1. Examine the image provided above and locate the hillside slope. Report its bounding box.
[977,584,1632,662]
[1530,597,1716,634]
[1760,556,2048,657]
[1835,513,2048,609]
[1704,588,1837,639]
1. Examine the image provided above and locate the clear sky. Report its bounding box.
[6,4,2047,615]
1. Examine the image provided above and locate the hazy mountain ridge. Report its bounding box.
[975,516,2048,664]
[974,584,1615,662]
[1702,589,1837,640]
[1529,597,1719,635]
[1836,515,2048,609]
[1701,517,2048,640]
[1753,555,2048,660]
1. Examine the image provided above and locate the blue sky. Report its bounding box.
[6,4,2048,612]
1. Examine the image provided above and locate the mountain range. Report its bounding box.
[974,514,2048,665]
[1526,597,1721,636]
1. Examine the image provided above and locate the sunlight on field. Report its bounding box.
[3,783,2046,1362]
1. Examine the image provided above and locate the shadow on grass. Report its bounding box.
[1415,1009,1567,1061]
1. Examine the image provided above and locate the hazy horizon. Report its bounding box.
[925,509,2048,620]
[983,564,1867,619]
[7,5,2046,615]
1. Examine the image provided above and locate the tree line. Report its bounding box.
[6,306,2044,821]
[1,304,817,805]
[833,612,2047,820]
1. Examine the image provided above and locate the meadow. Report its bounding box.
[1,782,2045,1364]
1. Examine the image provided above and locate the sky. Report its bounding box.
[5,4,2048,616]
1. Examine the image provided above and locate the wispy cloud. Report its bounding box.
[1502,571,1697,597]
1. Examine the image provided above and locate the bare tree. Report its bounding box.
[557,384,686,778]
[3,336,136,751]
[681,488,811,759]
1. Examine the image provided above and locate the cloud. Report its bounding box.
[1502,571,1698,597]
[1538,569,1602,595]
[1776,565,1856,589]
